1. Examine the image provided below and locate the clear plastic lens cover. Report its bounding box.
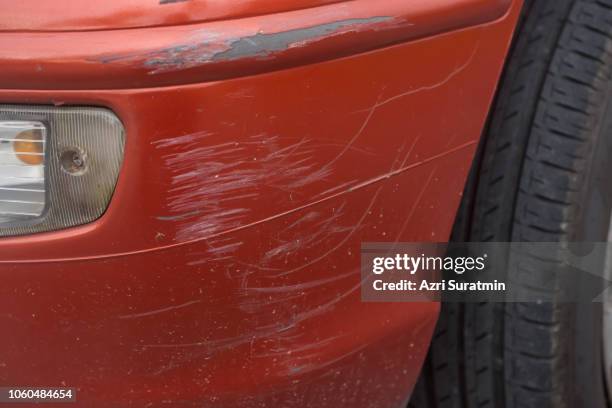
[0,121,46,224]
[0,106,125,237]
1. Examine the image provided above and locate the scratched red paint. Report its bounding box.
[0,0,522,406]
[0,0,512,89]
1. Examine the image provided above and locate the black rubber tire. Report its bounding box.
[409,0,612,407]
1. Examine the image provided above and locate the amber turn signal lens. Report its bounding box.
[13,129,44,165]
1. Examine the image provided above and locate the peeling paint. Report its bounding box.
[102,16,395,74]
[210,17,393,61]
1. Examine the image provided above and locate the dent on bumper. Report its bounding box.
[0,1,521,407]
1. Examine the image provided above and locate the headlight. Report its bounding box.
[0,105,125,237]
[0,121,46,223]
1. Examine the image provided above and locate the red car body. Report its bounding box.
[0,1,521,406]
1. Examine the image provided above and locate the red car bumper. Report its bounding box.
[0,1,521,406]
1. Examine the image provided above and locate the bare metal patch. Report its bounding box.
[159,0,189,4]
[100,17,394,74]
[209,17,393,61]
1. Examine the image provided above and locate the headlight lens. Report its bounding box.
[0,121,46,223]
[0,106,125,237]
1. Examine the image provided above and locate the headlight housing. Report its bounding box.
[0,105,125,237]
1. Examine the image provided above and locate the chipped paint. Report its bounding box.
[104,16,395,74]
[151,42,480,244]
[210,17,393,61]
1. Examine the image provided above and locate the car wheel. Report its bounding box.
[410,0,612,406]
